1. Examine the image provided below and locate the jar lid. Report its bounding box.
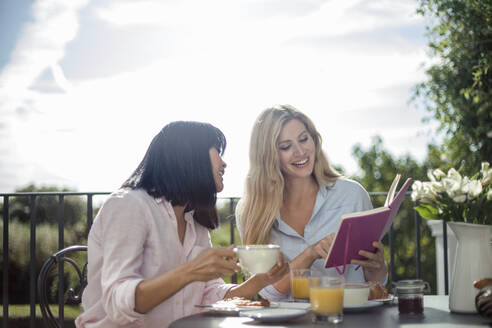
[393,279,428,294]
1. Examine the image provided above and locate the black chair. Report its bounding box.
[38,245,88,328]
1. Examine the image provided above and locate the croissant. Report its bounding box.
[368,283,389,300]
[216,297,270,307]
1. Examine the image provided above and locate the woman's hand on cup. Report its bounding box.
[187,245,240,282]
[254,252,290,285]
[351,241,388,282]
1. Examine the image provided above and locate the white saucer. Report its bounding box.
[239,308,309,322]
[344,301,383,312]
[276,301,312,310]
[369,294,396,303]
[196,302,279,315]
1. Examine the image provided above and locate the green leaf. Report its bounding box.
[414,204,439,220]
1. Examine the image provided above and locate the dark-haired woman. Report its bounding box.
[75,121,289,328]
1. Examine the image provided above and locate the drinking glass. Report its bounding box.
[309,275,344,324]
[290,268,310,301]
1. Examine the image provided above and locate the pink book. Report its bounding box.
[324,175,412,274]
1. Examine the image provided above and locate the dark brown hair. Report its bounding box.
[122,121,226,229]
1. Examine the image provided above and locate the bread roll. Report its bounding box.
[368,283,389,300]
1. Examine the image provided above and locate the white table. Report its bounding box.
[169,296,490,328]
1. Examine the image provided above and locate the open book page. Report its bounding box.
[381,177,413,236]
[340,174,402,219]
[384,174,401,207]
[340,206,388,219]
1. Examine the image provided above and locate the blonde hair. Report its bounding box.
[238,105,341,245]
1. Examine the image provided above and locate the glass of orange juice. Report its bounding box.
[290,269,311,301]
[309,275,344,324]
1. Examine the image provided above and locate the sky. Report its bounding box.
[0,0,439,197]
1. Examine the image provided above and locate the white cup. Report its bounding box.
[343,283,370,307]
[233,245,280,274]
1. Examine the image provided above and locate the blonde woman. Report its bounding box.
[236,105,388,301]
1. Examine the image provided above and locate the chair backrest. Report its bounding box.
[37,245,88,328]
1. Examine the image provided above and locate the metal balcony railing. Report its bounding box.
[1,191,450,328]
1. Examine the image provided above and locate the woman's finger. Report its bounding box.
[223,259,241,272]
[276,252,285,266]
[267,264,284,278]
[358,250,378,261]
[372,241,385,253]
[268,263,281,275]
[351,259,380,270]
[213,246,237,259]
[211,253,241,272]
[350,259,366,267]
[319,239,332,257]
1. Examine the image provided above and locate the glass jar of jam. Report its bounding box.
[393,280,430,315]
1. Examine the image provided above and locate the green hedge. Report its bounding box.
[0,304,79,328]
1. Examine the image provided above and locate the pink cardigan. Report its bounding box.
[75,188,233,328]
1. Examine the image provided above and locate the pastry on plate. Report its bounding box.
[368,282,389,300]
[214,297,270,308]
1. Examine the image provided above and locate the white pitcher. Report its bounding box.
[448,222,492,313]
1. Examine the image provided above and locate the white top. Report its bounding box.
[236,178,377,301]
[76,188,233,328]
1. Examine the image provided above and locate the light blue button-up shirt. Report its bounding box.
[236,178,377,301]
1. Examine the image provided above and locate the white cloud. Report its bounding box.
[95,0,242,27]
[0,0,89,95]
[0,0,435,195]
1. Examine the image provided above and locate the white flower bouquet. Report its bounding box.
[411,162,492,225]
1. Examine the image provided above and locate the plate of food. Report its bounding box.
[369,294,396,304]
[275,301,312,310]
[366,282,396,303]
[196,297,278,315]
[368,282,389,299]
[239,308,308,322]
[344,301,383,312]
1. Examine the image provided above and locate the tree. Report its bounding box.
[414,0,492,174]
[0,184,87,303]
[7,184,85,226]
